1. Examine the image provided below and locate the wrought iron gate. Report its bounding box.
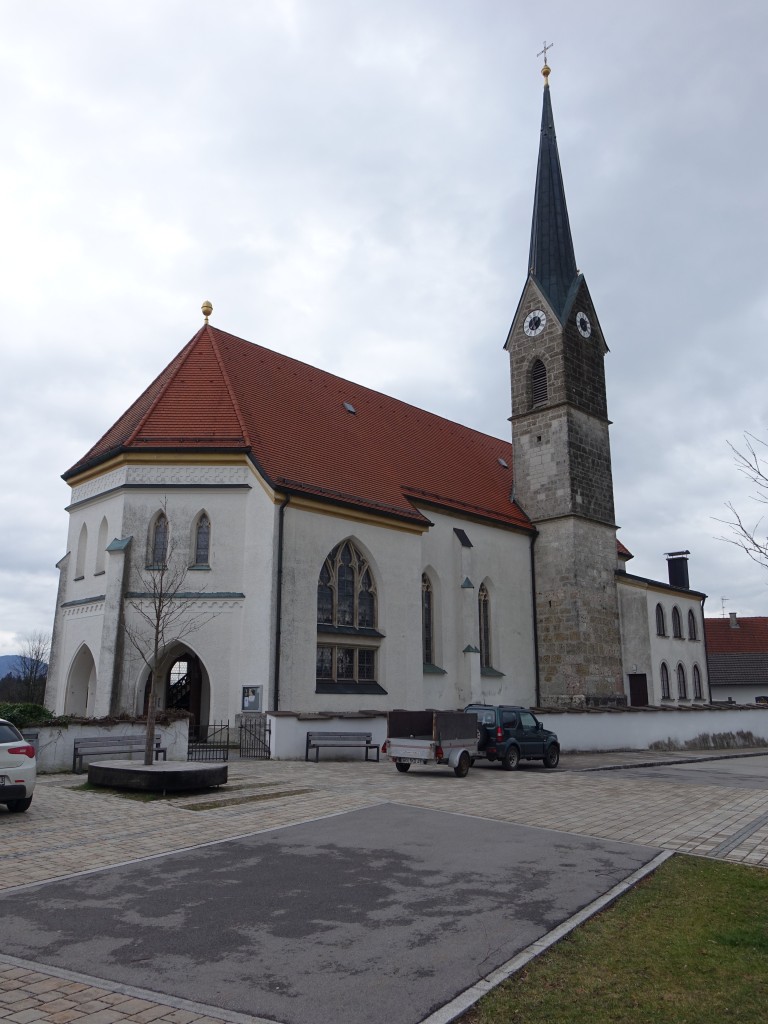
[240,714,271,759]
[187,721,230,762]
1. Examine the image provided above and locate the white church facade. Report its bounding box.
[45,64,711,727]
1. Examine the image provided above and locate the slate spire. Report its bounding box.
[528,65,579,319]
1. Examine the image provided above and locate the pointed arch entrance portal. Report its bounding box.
[143,652,210,727]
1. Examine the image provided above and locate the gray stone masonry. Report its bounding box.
[534,517,624,703]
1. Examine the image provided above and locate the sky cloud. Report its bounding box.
[1,0,767,654]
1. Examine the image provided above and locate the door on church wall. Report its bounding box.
[142,653,207,726]
[628,673,649,707]
[64,645,97,716]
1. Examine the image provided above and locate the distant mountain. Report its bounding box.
[0,654,21,678]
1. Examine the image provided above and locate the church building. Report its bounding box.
[45,63,710,726]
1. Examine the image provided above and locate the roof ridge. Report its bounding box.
[204,324,253,448]
[123,328,206,447]
[209,326,511,448]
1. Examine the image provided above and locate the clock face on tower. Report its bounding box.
[524,310,547,337]
[576,311,592,338]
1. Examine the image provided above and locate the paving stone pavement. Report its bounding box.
[1,748,767,1023]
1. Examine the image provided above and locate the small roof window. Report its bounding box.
[498,458,509,468]
[343,401,356,415]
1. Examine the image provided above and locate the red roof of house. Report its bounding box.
[705,616,768,654]
[65,325,532,531]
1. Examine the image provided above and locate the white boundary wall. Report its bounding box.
[269,715,388,760]
[267,706,768,759]
[23,719,189,772]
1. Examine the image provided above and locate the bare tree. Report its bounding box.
[17,631,51,704]
[123,506,216,765]
[719,433,768,572]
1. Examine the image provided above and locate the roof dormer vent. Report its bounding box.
[343,402,356,415]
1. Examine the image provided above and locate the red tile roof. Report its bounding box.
[616,538,633,560]
[65,325,532,531]
[705,616,768,654]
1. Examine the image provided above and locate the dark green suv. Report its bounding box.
[464,704,560,770]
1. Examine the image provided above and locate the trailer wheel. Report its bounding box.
[502,746,520,771]
[454,751,471,778]
[395,762,411,773]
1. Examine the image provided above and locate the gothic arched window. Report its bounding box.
[316,541,379,689]
[194,513,211,566]
[693,664,703,700]
[478,583,491,669]
[655,604,666,637]
[660,662,670,699]
[677,663,688,699]
[687,609,698,641]
[317,541,377,629]
[95,517,108,575]
[75,523,88,579]
[672,606,683,638]
[150,513,169,568]
[422,574,434,666]
[531,359,548,406]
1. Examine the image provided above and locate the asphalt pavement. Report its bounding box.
[1,749,766,1024]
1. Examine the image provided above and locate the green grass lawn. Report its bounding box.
[459,855,768,1024]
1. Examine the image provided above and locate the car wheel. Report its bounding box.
[395,762,411,773]
[454,751,471,778]
[543,745,560,769]
[7,797,33,813]
[502,746,520,771]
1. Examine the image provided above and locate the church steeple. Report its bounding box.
[505,57,625,709]
[528,63,579,320]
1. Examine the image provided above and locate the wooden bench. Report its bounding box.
[305,731,380,763]
[72,735,167,774]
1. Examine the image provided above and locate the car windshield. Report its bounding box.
[0,722,23,743]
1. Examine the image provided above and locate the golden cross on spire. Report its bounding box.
[537,40,553,65]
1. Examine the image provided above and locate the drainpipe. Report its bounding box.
[273,496,290,711]
[701,594,711,703]
[529,530,541,707]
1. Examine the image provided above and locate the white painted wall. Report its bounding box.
[617,575,708,705]
[23,719,189,773]
[267,706,768,758]
[540,706,768,752]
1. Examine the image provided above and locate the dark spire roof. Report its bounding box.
[528,73,579,319]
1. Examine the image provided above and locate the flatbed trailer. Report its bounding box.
[383,710,478,777]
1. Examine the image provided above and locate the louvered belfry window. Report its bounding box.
[531,359,548,406]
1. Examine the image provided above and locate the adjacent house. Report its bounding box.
[705,614,768,704]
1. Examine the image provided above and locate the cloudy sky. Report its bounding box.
[2,0,767,655]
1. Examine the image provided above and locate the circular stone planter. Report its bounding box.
[87,759,227,793]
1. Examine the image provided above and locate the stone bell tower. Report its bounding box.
[505,59,624,706]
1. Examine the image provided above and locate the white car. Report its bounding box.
[0,718,36,813]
